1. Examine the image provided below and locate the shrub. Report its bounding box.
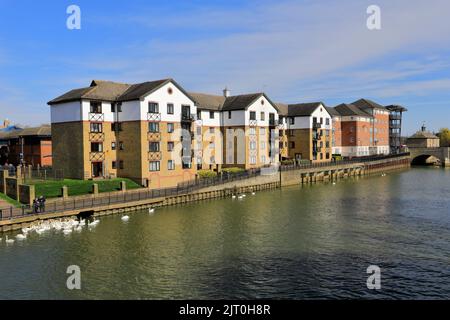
[221,167,245,174]
[198,170,217,179]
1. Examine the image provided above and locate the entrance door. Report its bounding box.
[92,162,103,178]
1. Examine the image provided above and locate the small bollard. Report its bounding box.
[120,181,127,192]
[62,186,69,199]
[92,183,99,195]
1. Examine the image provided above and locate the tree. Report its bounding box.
[438,128,450,147]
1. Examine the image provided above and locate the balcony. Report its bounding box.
[148,151,162,161]
[147,132,161,141]
[390,114,402,121]
[313,133,322,140]
[313,147,322,153]
[181,114,195,122]
[89,132,105,142]
[313,122,322,129]
[89,113,104,122]
[269,119,278,126]
[89,152,105,161]
[147,112,161,121]
[249,119,257,127]
[390,123,402,129]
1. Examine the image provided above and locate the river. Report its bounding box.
[0,167,449,299]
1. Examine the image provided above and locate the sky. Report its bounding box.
[0,0,450,135]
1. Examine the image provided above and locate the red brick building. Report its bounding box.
[0,125,52,167]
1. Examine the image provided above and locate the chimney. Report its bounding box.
[421,122,426,132]
[3,119,10,128]
[223,87,230,98]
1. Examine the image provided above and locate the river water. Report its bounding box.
[0,167,449,299]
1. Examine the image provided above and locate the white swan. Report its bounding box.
[16,234,27,240]
[149,208,155,214]
[5,235,14,244]
[251,192,256,195]
[63,228,73,235]
[232,195,236,199]
[121,215,130,222]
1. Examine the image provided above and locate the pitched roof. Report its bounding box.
[222,93,265,111]
[409,131,439,139]
[351,98,386,110]
[188,92,225,111]
[276,103,289,116]
[287,102,325,117]
[117,79,171,101]
[325,106,341,117]
[334,103,373,117]
[0,125,51,140]
[48,80,131,105]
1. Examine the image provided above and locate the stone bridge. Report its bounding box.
[408,147,450,166]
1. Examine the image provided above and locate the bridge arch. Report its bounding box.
[411,154,440,166]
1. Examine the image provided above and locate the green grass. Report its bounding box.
[0,192,22,207]
[32,178,142,198]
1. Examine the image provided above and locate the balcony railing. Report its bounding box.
[148,151,162,161]
[147,112,161,121]
[181,114,195,122]
[313,122,322,129]
[390,114,402,120]
[89,152,105,161]
[89,132,105,142]
[269,119,278,126]
[249,119,257,127]
[390,123,402,129]
[147,132,161,141]
[89,113,104,122]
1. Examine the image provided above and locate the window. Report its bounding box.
[290,141,295,149]
[90,123,102,133]
[249,111,256,120]
[119,161,124,169]
[149,161,160,171]
[260,112,265,121]
[210,156,215,164]
[167,103,174,114]
[261,155,266,164]
[209,127,215,134]
[289,118,295,125]
[111,104,116,113]
[249,127,256,135]
[117,103,122,112]
[167,123,174,133]
[111,123,122,132]
[148,122,160,133]
[112,161,117,169]
[148,102,159,113]
[228,111,232,119]
[167,142,174,151]
[119,142,124,150]
[250,141,256,150]
[111,141,116,150]
[249,156,257,164]
[260,127,266,135]
[261,141,266,150]
[90,143,103,152]
[149,142,160,152]
[320,153,324,160]
[209,111,215,119]
[326,118,330,125]
[209,142,215,149]
[168,160,175,170]
[197,111,202,120]
[90,102,102,113]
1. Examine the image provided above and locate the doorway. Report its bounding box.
[92,162,103,178]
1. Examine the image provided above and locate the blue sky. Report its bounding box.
[1,0,450,135]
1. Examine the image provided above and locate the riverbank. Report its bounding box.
[0,154,410,233]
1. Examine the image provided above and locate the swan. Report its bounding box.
[121,215,130,222]
[16,234,27,240]
[63,228,73,235]
[149,208,155,214]
[232,195,236,199]
[5,235,14,244]
[251,192,256,195]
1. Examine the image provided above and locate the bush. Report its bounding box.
[221,167,245,174]
[281,160,295,165]
[197,170,217,179]
[332,154,343,161]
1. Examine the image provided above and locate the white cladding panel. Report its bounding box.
[50,101,81,123]
[141,82,197,122]
[223,110,246,126]
[199,110,221,127]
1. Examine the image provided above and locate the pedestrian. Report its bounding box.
[33,198,39,213]
[40,196,46,212]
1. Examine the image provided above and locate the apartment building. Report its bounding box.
[49,79,198,188]
[351,99,390,155]
[190,90,280,170]
[333,103,373,157]
[283,102,333,162]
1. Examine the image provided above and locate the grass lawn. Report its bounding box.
[0,192,22,207]
[32,178,142,198]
